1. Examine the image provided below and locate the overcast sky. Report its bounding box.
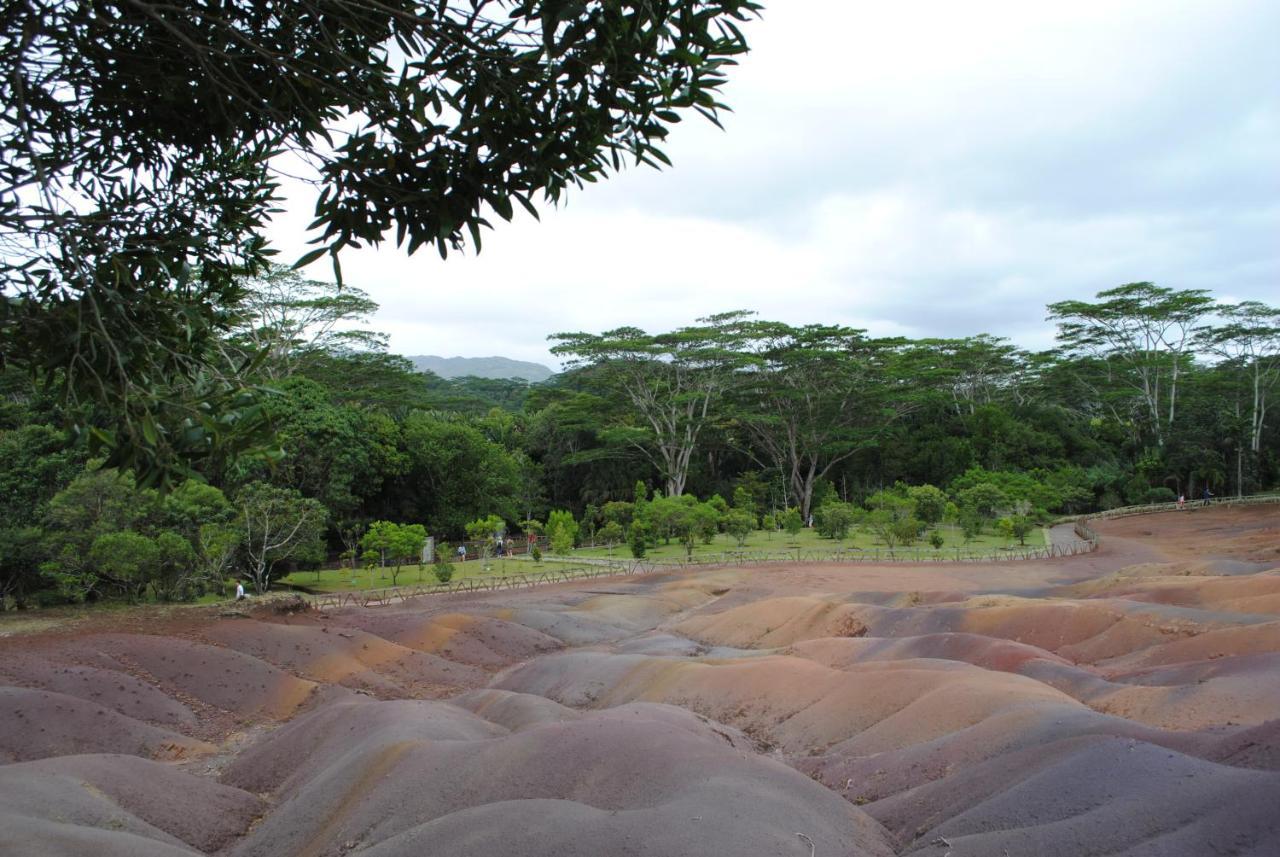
[268,0,1279,370]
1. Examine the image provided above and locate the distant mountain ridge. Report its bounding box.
[406,354,554,382]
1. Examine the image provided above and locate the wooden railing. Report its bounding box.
[1064,492,1280,523]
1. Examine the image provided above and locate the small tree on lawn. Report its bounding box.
[1000,515,1034,546]
[1011,515,1034,545]
[815,501,858,541]
[466,515,506,560]
[628,521,649,558]
[599,502,634,536]
[781,507,804,540]
[598,521,625,554]
[546,509,579,555]
[724,509,755,547]
[732,485,758,517]
[237,483,326,594]
[336,517,367,570]
[958,482,1007,522]
[690,501,721,551]
[908,485,948,527]
[864,509,899,550]
[390,524,428,585]
[432,542,455,583]
[361,520,398,569]
[892,516,921,548]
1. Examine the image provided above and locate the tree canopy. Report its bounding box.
[1,0,760,485]
[3,278,1279,610]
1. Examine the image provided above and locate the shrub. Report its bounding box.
[815,501,857,540]
[908,485,948,526]
[433,561,454,583]
[1009,515,1034,545]
[957,482,1007,520]
[891,516,921,547]
[628,522,648,558]
[598,521,624,546]
[929,530,945,549]
[781,507,803,538]
[546,509,579,554]
[723,509,754,547]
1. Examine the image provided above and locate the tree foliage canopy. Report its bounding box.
[0,0,760,485]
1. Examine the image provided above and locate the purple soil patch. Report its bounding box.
[200,619,485,697]
[0,653,197,730]
[0,686,209,764]
[1,754,264,852]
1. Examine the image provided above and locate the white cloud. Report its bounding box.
[267,0,1280,370]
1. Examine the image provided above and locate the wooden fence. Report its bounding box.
[1063,492,1280,523]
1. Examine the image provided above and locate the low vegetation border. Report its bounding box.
[308,526,1092,609]
[304,492,1280,609]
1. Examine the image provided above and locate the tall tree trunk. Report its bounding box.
[1237,445,1244,499]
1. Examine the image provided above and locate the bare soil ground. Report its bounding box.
[2,505,1278,856]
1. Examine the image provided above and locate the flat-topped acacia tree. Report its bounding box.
[551,312,753,497]
[1048,283,1215,447]
[730,322,920,522]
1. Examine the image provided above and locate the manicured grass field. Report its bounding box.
[278,556,597,593]
[279,524,1047,593]
[571,523,1046,562]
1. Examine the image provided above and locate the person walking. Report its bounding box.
[235,581,246,601]
[1202,486,1214,506]
[1177,493,1185,511]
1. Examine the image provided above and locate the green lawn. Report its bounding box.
[571,523,1046,562]
[279,524,1047,593]
[278,556,602,593]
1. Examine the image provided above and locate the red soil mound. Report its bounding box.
[0,686,209,764]
[788,632,1071,673]
[874,735,1280,857]
[343,610,562,668]
[1,754,263,852]
[199,618,485,697]
[496,650,1076,756]
[0,653,197,730]
[227,700,894,857]
[673,595,869,647]
[2,504,1277,857]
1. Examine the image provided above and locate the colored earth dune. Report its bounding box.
[2,505,1279,856]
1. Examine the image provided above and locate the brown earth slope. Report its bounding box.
[2,505,1278,856]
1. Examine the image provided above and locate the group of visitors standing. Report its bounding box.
[1176,486,1214,510]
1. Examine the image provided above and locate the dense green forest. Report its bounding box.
[1,274,1276,609]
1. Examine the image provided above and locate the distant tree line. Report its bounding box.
[1,274,1276,608]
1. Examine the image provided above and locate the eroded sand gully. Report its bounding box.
[2,506,1279,856]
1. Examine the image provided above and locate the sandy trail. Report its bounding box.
[2,505,1278,856]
